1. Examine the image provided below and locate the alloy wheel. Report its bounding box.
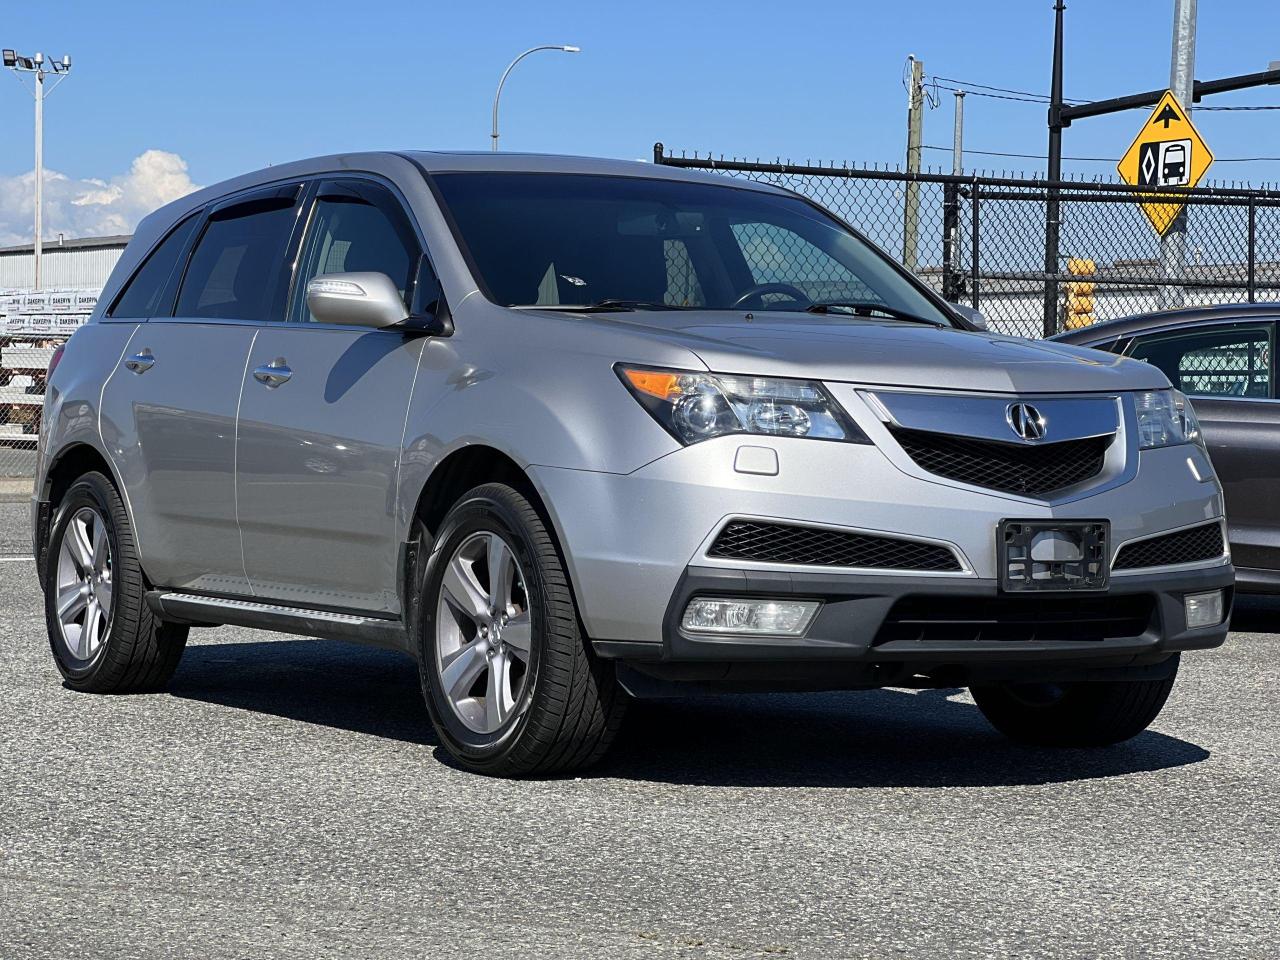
[435,531,533,734]
[54,506,114,664]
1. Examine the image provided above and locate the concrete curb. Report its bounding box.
[0,479,34,498]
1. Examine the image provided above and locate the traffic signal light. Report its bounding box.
[1064,257,1096,330]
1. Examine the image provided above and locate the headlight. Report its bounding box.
[617,366,869,445]
[1134,389,1203,449]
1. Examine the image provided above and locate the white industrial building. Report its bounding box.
[0,234,130,291]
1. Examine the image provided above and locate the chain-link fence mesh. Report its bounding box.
[0,333,59,477]
[655,145,1280,339]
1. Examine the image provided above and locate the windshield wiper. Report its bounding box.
[805,301,946,326]
[544,299,690,313]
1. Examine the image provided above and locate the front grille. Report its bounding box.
[874,594,1155,646]
[1113,522,1225,570]
[889,427,1112,496]
[708,520,962,572]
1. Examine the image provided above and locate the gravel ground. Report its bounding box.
[1,497,1277,959]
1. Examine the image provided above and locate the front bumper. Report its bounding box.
[529,431,1229,679]
[635,561,1232,662]
[607,561,1232,694]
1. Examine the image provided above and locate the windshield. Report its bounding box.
[432,172,955,324]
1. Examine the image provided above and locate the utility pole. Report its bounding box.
[903,55,925,272]
[952,89,965,175]
[1043,1,1066,338]
[1161,0,1197,309]
[3,49,72,290]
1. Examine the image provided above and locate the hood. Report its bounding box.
[589,310,1170,394]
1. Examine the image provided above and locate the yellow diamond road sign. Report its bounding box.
[1117,90,1214,237]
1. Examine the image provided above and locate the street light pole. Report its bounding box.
[490,44,580,152]
[34,62,43,290]
[4,48,73,290]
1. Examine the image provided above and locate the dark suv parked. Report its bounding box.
[1056,302,1280,592]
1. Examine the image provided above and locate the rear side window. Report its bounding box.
[176,195,298,322]
[109,214,200,319]
[1128,324,1274,398]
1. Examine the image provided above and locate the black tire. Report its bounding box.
[971,659,1179,748]
[413,482,625,776]
[43,471,188,693]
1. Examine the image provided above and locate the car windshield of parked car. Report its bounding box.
[432,172,955,324]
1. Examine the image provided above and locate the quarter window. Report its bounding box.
[289,181,420,324]
[175,194,300,323]
[1128,324,1274,398]
[109,213,201,319]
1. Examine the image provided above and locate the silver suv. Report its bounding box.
[33,152,1233,775]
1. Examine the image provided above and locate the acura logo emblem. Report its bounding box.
[1007,402,1047,441]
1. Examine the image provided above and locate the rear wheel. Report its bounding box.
[44,471,188,692]
[414,482,625,776]
[971,661,1179,747]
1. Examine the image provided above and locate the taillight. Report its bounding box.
[47,343,65,378]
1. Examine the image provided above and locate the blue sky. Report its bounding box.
[1,0,1278,242]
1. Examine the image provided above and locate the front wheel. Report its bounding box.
[414,483,625,776]
[971,660,1179,747]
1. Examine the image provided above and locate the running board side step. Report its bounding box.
[145,591,410,652]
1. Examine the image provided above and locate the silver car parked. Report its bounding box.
[33,152,1233,775]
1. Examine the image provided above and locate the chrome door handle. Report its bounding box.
[124,349,155,374]
[253,358,292,388]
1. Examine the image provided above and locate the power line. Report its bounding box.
[923,145,1280,163]
[930,74,1280,112]
[929,82,1049,105]
[931,75,1088,105]
[924,145,1111,161]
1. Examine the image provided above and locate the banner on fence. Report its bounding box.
[0,286,99,334]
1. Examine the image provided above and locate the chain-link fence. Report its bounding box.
[0,333,61,477]
[654,144,1280,339]
[1,288,96,477]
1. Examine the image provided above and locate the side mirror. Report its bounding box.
[950,302,988,331]
[306,272,409,328]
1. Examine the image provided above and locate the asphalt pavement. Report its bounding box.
[1,494,1277,959]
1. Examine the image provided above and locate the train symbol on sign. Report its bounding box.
[1138,138,1193,188]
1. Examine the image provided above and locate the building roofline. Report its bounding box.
[0,235,133,255]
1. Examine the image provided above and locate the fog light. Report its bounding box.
[681,597,821,637]
[1184,590,1224,629]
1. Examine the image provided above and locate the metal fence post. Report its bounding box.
[1247,197,1257,303]
[942,181,958,301]
[970,180,981,310]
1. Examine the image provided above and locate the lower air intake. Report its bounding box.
[708,520,962,572]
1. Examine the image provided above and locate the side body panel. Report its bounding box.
[98,322,257,593]
[1188,395,1280,574]
[235,325,425,612]
[33,322,141,548]
[393,299,696,533]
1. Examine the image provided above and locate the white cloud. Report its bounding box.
[0,149,199,247]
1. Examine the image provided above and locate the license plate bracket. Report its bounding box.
[999,520,1109,592]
